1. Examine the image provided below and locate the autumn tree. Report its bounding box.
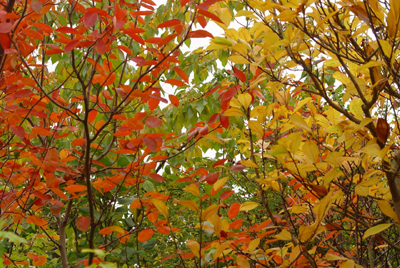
[2,0,400,267]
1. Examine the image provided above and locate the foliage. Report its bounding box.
[1,0,400,267]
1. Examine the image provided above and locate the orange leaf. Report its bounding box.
[26,215,48,227]
[173,66,189,83]
[32,126,52,136]
[169,95,179,107]
[228,203,240,219]
[43,148,59,173]
[72,138,86,146]
[88,110,97,123]
[138,228,154,242]
[27,253,47,266]
[64,184,87,193]
[165,78,186,87]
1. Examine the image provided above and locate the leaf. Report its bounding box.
[179,200,198,213]
[186,240,201,258]
[377,200,399,222]
[88,110,97,123]
[237,93,252,109]
[376,118,389,144]
[11,125,25,140]
[76,216,90,232]
[213,176,228,191]
[228,54,249,64]
[26,215,47,227]
[239,202,259,211]
[152,199,169,219]
[32,126,52,136]
[84,11,98,27]
[248,238,260,252]
[363,224,392,239]
[213,241,232,261]
[165,79,187,87]
[241,160,259,168]
[27,254,47,266]
[157,19,181,28]
[145,116,162,128]
[72,138,86,146]
[173,66,189,83]
[169,94,180,107]
[138,229,154,242]
[0,23,13,33]
[302,141,319,163]
[184,183,199,196]
[228,203,240,219]
[291,113,312,132]
[149,173,165,182]
[201,205,220,220]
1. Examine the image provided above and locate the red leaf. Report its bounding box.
[88,110,97,123]
[169,95,179,107]
[165,79,187,87]
[143,136,158,151]
[76,216,90,232]
[220,114,229,128]
[0,23,13,33]
[162,254,177,262]
[197,9,224,24]
[220,190,234,200]
[228,203,240,219]
[376,118,390,144]
[188,29,214,38]
[149,173,165,182]
[84,12,98,28]
[11,125,25,140]
[173,67,189,83]
[197,16,207,28]
[117,45,133,55]
[145,116,162,128]
[157,19,181,28]
[131,56,145,66]
[65,40,80,52]
[233,67,246,82]
[138,228,154,242]
[46,48,64,55]
[56,26,78,34]
[212,159,227,168]
[229,163,246,171]
[200,172,219,185]
[50,204,61,215]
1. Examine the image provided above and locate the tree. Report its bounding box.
[1,0,400,267]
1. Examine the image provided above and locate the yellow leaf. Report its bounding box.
[290,206,308,214]
[248,238,260,252]
[228,54,250,64]
[241,160,259,169]
[213,241,233,261]
[186,240,202,258]
[212,37,233,46]
[235,10,258,19]
[236,256,250,268]
[213,176,229,191]
[377,200,399,222]
[293,97,312,113]
[219,8,232,27]
[363,223,392,239]
[151,199,168,220]
[349,98,363,119]
[109,226,125,234]
[291,114,311,132]
[204,134,223,144]
[239,202,259,211]
[302,141,319,163]
[276,10,297,21]
[248,121,263,135]
[339,260,355,268]
[238,93,252,109]
[202,205,220,221]
[290,245,301,263]
[179,200,199,213]
[274,229,292,241]
[184,183,199,197]
[325,253,349,261]
[378,40,392,58]
[224,107,245,117]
